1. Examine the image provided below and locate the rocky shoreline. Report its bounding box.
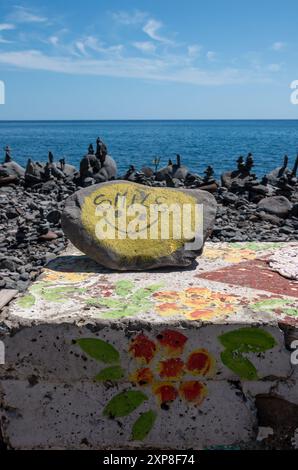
[0,139,297,291]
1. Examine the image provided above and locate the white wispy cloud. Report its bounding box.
[0,23,15,31]
[0,23,15,44]
[272,41,286,51]
[206,51,216,61]
[75,41,87,56]
[9,6,48,24]
[187,44,202,58]
[143,19,174,44]
[133,41,156,53]
[0,48,272,86]
[74,36,123,57]
[0,8,281,88]
[112,10,148,25]
[0,37,13,44]
[267,63,281,72]
[48,36,59,46]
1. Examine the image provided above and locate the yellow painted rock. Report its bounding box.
[62,181,217,270]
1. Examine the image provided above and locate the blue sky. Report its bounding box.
[0,0,298,119]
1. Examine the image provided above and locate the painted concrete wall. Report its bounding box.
[0,242,297,449]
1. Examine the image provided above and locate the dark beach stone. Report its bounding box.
[0,175,19,186]
[62,163,78,179]
[4,280,16,289]
[79,140,117,184]
[172,166,188,180]
[0,259,16,271]
[141,167,154,177]
[258,211,281,225]
[279,225,294,235]
[249,184,269,196]
[17,280,29,292]
[93,155,117,182]
[82,177,95,187]
[155,163,173,181]
[0,161,25,178]
[19,272,30,281]
[265,155,290,186]
[46,210,61,224]
[6,209,19,219]
[291,203,298,217]
[44,252,56,263]
[257,196,293,218]
[62,180,217,271]
[221,170,248,190]
[38,231,58,241]
[221,192,238,204]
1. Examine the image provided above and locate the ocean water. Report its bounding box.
[0,120,298,178]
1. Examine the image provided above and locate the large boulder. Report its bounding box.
[93,155,117,182]
[155,164,172,181]
[62,163,78,179]
[0,161,25,178]
[62,181,217,270]
[79,153,117,186]
[265,156,290,187]
[257,196,293,218]
[156,156,188,182]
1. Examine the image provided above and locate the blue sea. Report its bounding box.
[0,120,298,177]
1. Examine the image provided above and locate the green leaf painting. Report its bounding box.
[219,327,277,380]
[94,365,124,381]
[17,294,35,308]
[131,410,157,441]
[40,286,85,302]
[76,338,120,364]
[230,242,281,251]
[86,281,164,319]
[219,328,276,352]
[221,349,258,380]
[18,281,86,308]
[103,391,148,418]
[250,298,298,317]
[115,280,134,296]
[87,298,124,308]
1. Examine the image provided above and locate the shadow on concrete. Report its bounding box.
[46,254,198,275]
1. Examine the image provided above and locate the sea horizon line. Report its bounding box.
[1,118,298,122]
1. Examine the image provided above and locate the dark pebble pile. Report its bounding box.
[1,176,297,293]
[211,193,298,242]
[0,180,76,291]
[0,146,297,293]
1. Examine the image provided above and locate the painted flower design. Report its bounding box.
[75,326,275,442]
[153,287,240,321]
[249,297,298,325]
[203,242,282,264]
[85,280,164,318]
[203,245,257,263]
[129,329,215,409]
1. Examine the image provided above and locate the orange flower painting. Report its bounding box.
[129,330,215,408]
[153,287,240,321]
[203,245,257,264]
[179,381,207,405]
[129,334,156,364]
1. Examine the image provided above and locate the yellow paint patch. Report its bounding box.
[81,182,200,263]
[203,246,257,263]
[42,270,92,284]
[153,287,240,321]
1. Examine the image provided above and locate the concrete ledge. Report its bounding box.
[0,242,297,449]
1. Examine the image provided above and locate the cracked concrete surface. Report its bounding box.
[0,241,297,449]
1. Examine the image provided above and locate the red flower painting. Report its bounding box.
[130,329,214,408]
